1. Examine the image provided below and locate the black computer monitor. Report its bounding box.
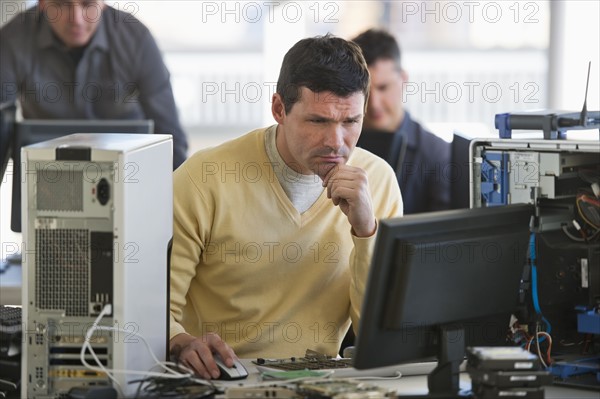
[354,204,533,397]
[8,119,154,233]
[0,102,17,184]
[450,131,472,210]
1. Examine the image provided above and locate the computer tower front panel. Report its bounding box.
[23,160,116,397]
[21,134,172,399]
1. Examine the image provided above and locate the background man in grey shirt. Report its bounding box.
[0,0,188,169]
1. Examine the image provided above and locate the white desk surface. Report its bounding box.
[212,360,599,399]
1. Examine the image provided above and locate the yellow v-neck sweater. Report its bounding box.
[170,126,403,358]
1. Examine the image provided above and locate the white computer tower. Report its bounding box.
[21,133,173,398]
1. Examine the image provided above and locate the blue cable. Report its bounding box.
[529,233,552,337]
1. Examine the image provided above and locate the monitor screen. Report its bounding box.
[9,119,154,233]
[354,204,533,396]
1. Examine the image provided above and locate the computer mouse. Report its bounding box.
[214,356,249,380]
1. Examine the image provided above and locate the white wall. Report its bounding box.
[549,1,600,111]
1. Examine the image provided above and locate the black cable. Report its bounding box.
[131,375,216,399]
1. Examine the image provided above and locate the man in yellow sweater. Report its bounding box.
[169,34,403,379]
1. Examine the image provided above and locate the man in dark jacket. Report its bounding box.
[353,29,452,214]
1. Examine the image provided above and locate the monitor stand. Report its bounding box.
[398,325,472,398]
[428,325,468,397]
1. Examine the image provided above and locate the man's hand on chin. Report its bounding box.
[322,164,376,237]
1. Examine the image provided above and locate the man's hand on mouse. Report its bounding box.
[169,332,236,379]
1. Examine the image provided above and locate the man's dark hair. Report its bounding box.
[276,34,370,113]
[352,29,401,68]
